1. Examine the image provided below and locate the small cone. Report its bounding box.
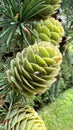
[6,41,62,96]
[4,104,46,130]
[31,18,64,46]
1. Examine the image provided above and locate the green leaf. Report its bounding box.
[0,28,11,38]
[6,30,14,47]
[22,29,30,46]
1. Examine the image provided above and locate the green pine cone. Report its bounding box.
[45,0,61,5]
[38,0,61,19]
[31,18,64,46]
[6,41,62,96]
[3,104,46,130]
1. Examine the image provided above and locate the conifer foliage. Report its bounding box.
[0,0,64,129]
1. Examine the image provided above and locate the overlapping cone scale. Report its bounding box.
[4,104,46,130]
[31,18,64,46]
[21,0,61,19]
[6,41,62,96]
[38,0,61,19]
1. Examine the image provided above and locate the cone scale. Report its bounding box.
[6,41,62,96]
[38,0,61,19]
[3,104,46,130]
[31,18,64,46]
